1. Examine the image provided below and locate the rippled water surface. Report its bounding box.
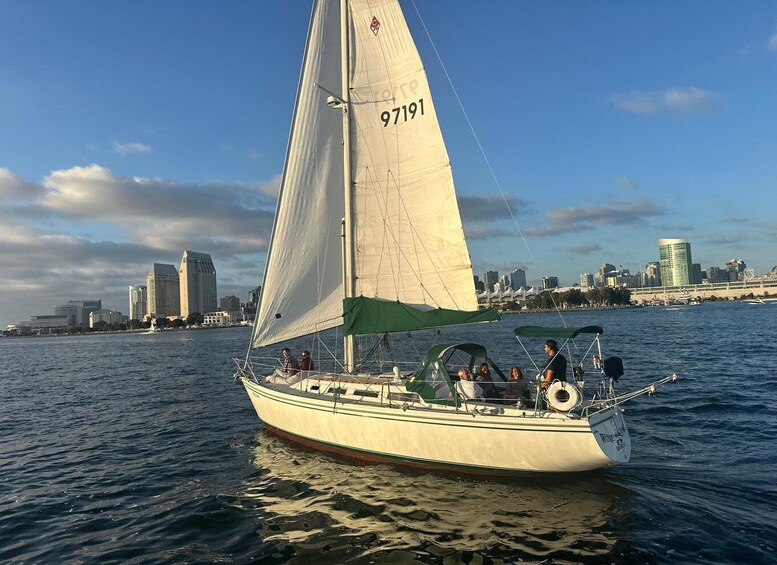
[2,303,776,563]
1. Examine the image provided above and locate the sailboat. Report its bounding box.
[235,0,676,474]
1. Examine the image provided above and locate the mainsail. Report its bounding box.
[252,0,484,350]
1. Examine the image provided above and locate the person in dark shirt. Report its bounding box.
[541,339,567,389]
[299,350,314,372]
[505,366,530,403]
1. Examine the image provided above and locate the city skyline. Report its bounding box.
[2,2,777,327]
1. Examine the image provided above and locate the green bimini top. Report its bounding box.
[513,325,604,339]
[343,296,500,336]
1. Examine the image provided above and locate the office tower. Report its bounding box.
[706,266,729,283]
[726,259,746,281]
[128,285,147,320]
[595,264,617,287]
[473,276,485,292]
[179,251,217,317]
[220,295,241,312]
[247,286,261,306]
[483,271,499,292]
[542,276,559,290]
[691,263,703,285]
[510,269,527,290]
[499,275,511,291]
[644,262,661,287]
[658,238,693,286]
[146,263,180,317]
[579,273,594,288]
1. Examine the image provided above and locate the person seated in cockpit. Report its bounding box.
[455,367,483,400]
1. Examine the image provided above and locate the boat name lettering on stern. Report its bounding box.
[597,425,627,451]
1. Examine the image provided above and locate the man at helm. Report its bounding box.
[541,339,567,389]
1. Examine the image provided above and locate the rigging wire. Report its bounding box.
[409,0,567,326]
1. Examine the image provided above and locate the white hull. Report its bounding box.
[241,376,630,474]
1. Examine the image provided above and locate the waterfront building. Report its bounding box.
[483,271,499,292]
[146,263,180,318]
[26,315,70,330]
[579,273,594,288]
[53,304,77,327]
[203,311,234,326]
[128,285,147,321]
[542,276,559,290]
[89,309,123,328]
[52,300,102,328]
[179,251,217,317]
[658,238,692,287]
[510,269,527,290]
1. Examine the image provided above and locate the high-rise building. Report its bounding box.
[510,269,527,290]
[658,238,693,286]
[483,271,499,292]
[579,273,594,288]
[726,259,747,281]
[542,276,559,290]
[691,263,703,285]
[473,276,485,292]
[146,263,180,317]
[220,295,241,312]
[179,251,217,316]
[499,275,511,291]
[595,264,617,287]
[128,285,147,321]
[644,262,661,287]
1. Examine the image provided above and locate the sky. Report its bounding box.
[2,0,777,327]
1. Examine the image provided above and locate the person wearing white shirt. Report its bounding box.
[455,367,483,400]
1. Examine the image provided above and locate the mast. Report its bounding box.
[341,0,357,372]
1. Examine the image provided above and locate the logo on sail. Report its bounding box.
[370,16,380,35]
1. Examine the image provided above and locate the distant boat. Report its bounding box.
[747,297,777,305]
[233,0,677,474]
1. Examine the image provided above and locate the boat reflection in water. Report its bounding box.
[241,434,636,563]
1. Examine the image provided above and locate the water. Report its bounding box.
[2,302,776,563]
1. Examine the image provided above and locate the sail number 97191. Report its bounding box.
[380,99,425,127]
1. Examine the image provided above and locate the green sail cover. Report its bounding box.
[513,325,604,339]
[343,297,501,336]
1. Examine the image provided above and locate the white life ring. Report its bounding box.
[547,381,581,412]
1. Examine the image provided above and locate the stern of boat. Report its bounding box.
[589,407,631,465]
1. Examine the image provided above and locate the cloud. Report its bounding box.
[0,165,280,325]
[526,198,664,237]
[258,173,282,199]
[566,244,601,255]
[113,141,153,155]
[769,32,777,51]
[608,87,724,115]
[614,176,638,190]
[463,226,517,240]
[0,168,45,200]
[457,194,528,224]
